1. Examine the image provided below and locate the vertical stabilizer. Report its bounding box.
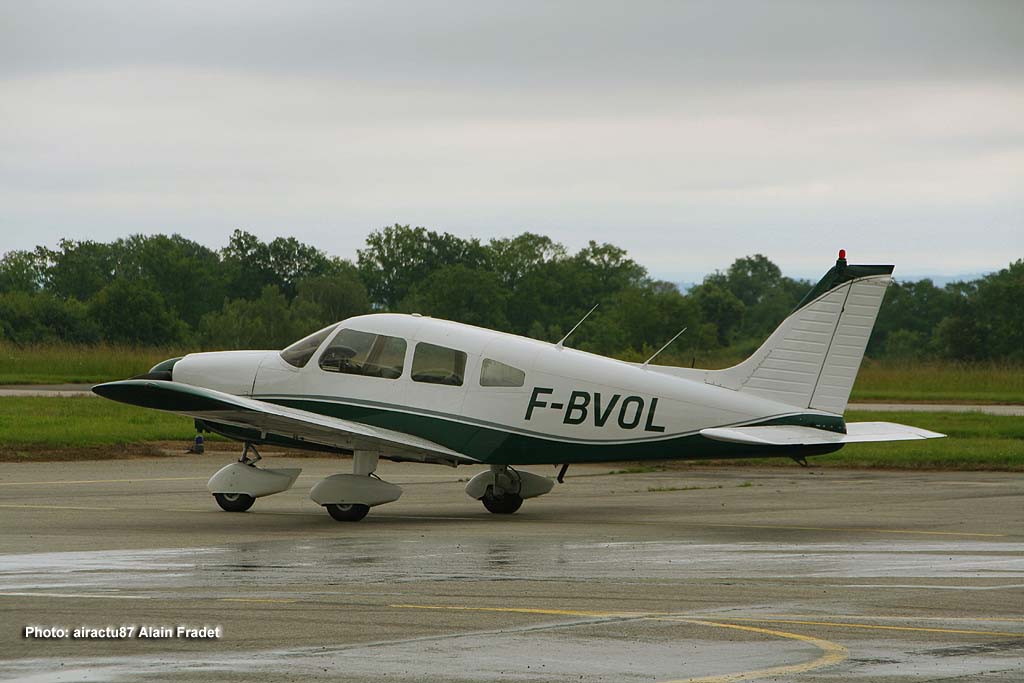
[704,253,893,415]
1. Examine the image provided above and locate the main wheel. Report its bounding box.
[214,492,255,512]
[325,503,370,522]
[481,489,524,514]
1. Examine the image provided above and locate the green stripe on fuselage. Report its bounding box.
[258,396,844,465]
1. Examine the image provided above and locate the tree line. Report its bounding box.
[0,226,1020,363]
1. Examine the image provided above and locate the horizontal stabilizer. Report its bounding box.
[700,421,945,446]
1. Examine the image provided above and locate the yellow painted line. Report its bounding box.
[744,613,1024,624]
[163,508,324,517]
[0,503,120,512]
[538,513,1008,538]
[390,604,644,618]
[0,503,325,517]
[0,502,468,519]
[655,618,847,683]
[0,591,148,600]
[389,604,847,682]
[0,476,207,486]
[720,617,1022,638]
[219,598,299,604]
[684,522,1005,538]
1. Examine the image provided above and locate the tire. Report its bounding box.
[214,492,255,512]
[481,490,524,514]
[325,503,370,522]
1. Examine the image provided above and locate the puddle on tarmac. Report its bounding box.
[0,632,819,683]
[2,539,1023,595]
[1,540,1022,681]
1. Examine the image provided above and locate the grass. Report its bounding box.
[824,410,1024,470]
[0,396,195,449]
[0,342,186,385]
[0,397,1019,471]
[850,360,1024,404]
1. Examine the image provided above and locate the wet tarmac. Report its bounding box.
[0,456,1022,682]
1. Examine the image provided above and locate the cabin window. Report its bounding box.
[318,328,406,379]
[411,342,467,386]
[280,324,338,368]
[479,358,526,387]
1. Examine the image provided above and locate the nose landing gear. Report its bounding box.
[213,492,256,512]
[207,441,302,512]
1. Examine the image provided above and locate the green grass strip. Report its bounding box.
[0,398,1020,471]
[0,396,194,447]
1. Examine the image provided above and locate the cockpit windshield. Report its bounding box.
[319,328,406,379]
[280,324,338,368]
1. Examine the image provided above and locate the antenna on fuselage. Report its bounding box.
[641,327,688,367]
[555,304,599,349]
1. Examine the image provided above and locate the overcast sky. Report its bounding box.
[2,1,1022,280]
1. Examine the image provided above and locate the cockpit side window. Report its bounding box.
[280,324,338,368]
[319,328,407,379]
[411,342,467,386]
[479,358,526,387]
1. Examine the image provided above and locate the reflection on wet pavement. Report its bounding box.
[3,539,1024,595]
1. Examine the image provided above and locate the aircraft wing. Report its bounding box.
[92,379,477,466]
[700,421,945,446]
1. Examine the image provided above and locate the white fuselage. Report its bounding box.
[173,314,832,458]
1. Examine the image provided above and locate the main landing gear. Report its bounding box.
[325,503,370,522]
[310,451,402,522]
[481,489,523,514]
[465,465,555,515]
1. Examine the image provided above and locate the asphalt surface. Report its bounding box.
[0,455,1022,682]
[0,384,96,397]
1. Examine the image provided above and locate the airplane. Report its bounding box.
[93,250,944,521]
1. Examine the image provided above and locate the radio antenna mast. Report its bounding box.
[556,304,599,349]
[642,327,688,367]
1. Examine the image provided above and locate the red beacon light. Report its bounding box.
[838,249,846,260]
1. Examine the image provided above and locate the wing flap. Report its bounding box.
[92,380,477,466]
[700,421,945,446]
